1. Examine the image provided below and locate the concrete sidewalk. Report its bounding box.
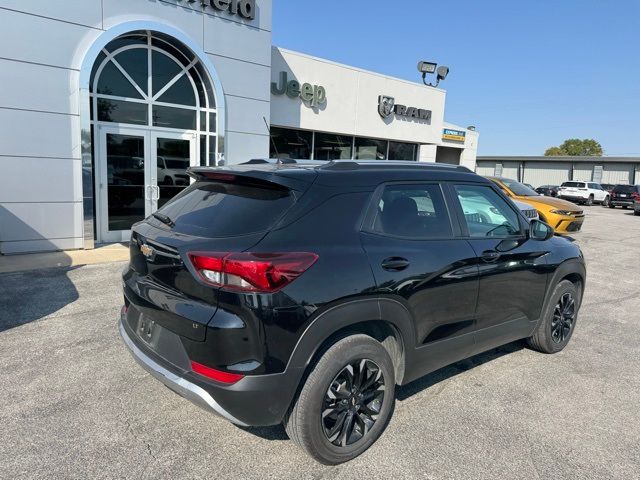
[0,243,129,274]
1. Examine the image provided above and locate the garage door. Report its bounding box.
[601,164,634,185]
[572,164,595,183]
[522,162,571,187]
[501,162,520,180]
[475,161,496,177]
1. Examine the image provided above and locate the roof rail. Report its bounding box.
[240,158,472,172]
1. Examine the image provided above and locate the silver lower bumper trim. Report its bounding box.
[119,320,248,427]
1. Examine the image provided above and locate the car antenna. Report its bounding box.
[263,116,282,164]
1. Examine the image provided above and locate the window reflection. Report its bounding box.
[355,137,387,160]
[106,134,146,231]
[270,127,312,160]
[157,138,191,208]
[314,133,353,160]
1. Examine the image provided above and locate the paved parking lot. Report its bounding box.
[1,207,639,479]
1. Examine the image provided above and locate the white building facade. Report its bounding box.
[0,1,477,254]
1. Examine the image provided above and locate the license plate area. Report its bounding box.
[137,314,159,346]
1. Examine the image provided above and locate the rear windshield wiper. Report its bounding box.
[152,212,175,228]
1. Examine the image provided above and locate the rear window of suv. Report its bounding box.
[561,182,585,188]
[612,185,637,194]
[150,180,295,237]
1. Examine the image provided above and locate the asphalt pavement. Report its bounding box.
[1,206,639,479]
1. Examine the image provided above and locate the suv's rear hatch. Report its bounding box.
[611,185,638,202]
[559,182,586,195]
[126,166,317,341]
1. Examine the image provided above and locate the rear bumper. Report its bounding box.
[558,195,588,203]
[119,319,249,426]
[119,315,302,426]
[610,199,634,206]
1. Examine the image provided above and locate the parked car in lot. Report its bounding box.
[119,161,586,464]
[535,185,559,197]
[557,181,609,206]
[635,198,640,216]
[487,177,585,235]
[609,184,640,209]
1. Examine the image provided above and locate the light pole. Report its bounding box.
[418,61,450,88]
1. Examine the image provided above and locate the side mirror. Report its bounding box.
[529,219,554,241]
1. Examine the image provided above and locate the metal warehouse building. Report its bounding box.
[476,156,640,187]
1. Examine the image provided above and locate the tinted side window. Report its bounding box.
[454,185,522,238]
[373,184,452,239]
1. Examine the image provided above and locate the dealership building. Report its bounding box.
[0,0,478,254]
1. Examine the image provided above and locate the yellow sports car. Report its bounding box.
[487,177,585,235]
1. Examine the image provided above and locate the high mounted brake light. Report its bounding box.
[188,252,318,292]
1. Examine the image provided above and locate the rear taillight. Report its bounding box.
[632,192,640,200]
[191,361,244,384]
[188,252,318,292]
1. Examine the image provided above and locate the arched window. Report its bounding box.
[90,31,218,166]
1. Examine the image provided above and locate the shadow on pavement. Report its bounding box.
[0,206,81,332]
[240,341,525,441]
[0,266,80,332]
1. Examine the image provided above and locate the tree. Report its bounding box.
[544,139,603,156]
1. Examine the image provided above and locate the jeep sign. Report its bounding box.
[271,71,327,108]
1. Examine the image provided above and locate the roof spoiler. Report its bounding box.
[187,166,315,192]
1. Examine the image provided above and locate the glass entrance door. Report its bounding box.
[97,126,196,243]
[152,132,196,210]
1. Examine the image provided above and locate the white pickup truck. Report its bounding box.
[557,181,609,206]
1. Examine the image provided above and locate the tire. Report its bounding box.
[527,280,580,354]
[609,204,616,209]
[586,195,594,206]
[634,210,640,216]
[602,196,610,207]
[622,205,628,209]
[285,334,396,465]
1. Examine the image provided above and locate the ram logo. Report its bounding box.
[378,95,395,118]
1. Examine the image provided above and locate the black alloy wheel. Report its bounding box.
[285,334,395,465]
[551,293,576,344]
[322,359,385,447]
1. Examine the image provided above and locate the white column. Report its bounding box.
[459,130,479,171]
[418,144,437,163]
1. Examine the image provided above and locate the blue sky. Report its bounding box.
[272,1,640,156]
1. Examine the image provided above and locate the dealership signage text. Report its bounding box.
[378,95,431,123]
[180,0,256,20]
[442,128,466,142]
[271,71,327,108]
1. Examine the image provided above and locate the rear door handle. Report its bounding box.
[381,257,410,271]
[481,250,501,263]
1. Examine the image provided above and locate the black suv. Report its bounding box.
[609,184,640,209]
[120,161,586,464]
